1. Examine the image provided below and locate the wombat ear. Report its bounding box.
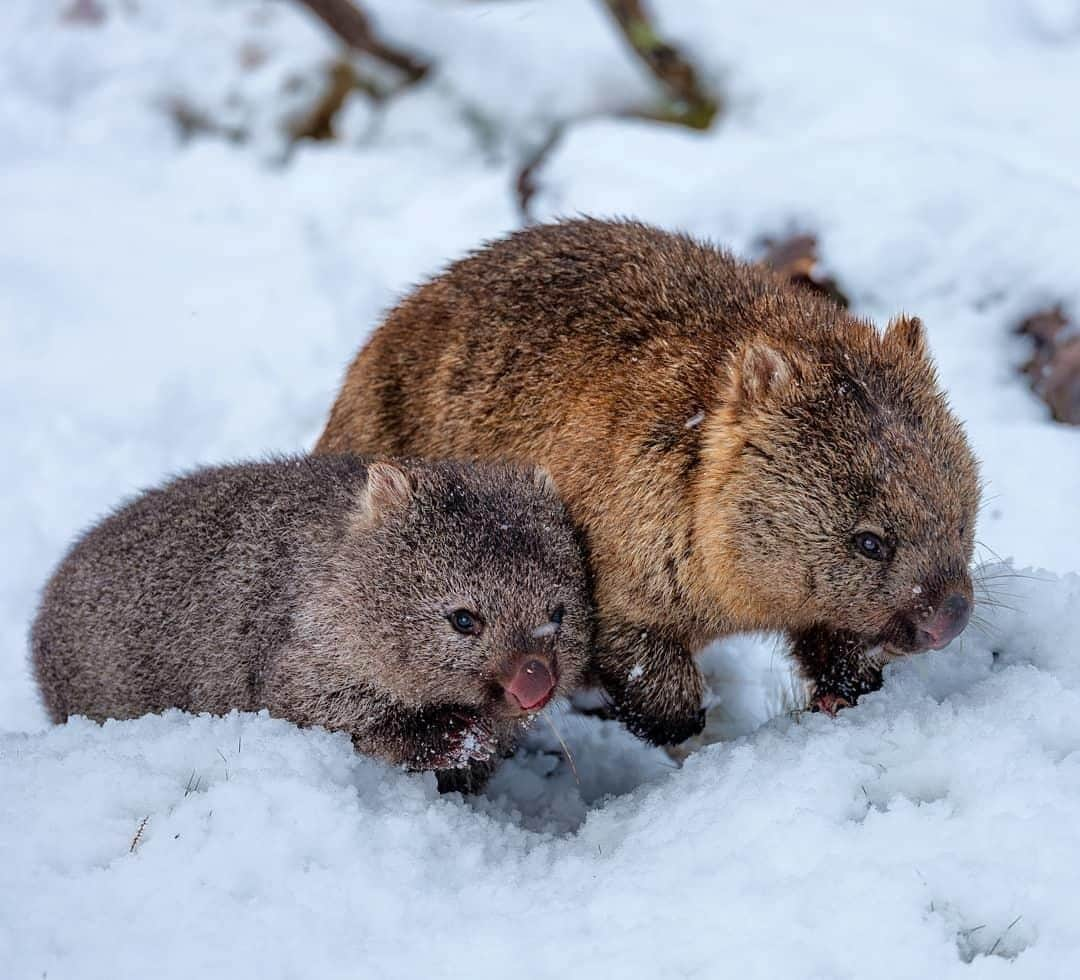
[729,341,793,408]
[531,466,558,497]
[357,462,414,526]
[883,315,928,359]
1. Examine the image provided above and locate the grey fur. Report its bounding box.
[31,455,592,791]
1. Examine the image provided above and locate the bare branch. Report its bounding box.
[601,0,719,129]
[516,124,566,223]
[294,0,429,82]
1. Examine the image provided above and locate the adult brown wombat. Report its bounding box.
[317,219,980,742]
[32,455,592,792]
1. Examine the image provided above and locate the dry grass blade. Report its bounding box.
[129,815,150,854]
[543,713,580,785]
[987,915,1023,957]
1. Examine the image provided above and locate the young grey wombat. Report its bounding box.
[32,455,592,792]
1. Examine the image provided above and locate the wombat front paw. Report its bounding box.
[791,627,884,712]
[809,692,852,716]
[414,711,498,771]
[806,661,884,713]
[618,706,707,746]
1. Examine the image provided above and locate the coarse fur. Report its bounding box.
[32,455,592,792]
[317,219,980,742]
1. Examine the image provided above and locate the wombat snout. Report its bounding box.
[914,593,971,650]
[502,656,556,713]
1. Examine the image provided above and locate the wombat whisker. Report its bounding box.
[972,574,1025,599]
[968,617,1000,638]
[977,592,1025,606]
[973,573,1022,589]
[973,566,1019,579]
[971,593,1020,612]
[973,548,1044,584]
[542,713,580,785]
[974,539,1007,561]
[975,568,1041,585]
[974,594,1019,607]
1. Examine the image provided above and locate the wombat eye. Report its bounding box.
[853,531,890,561]
[448,609,483,636]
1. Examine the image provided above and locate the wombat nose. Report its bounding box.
[916,593,971,651]
[504,657,556,712]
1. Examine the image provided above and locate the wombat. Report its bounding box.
[316,218,980,742]
[32,455,592,792]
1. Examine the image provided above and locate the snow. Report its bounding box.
[5,569,1080,978]
[530,621,560,640]
[2,1,1080,977]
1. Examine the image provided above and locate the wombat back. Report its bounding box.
[32,456,362,723]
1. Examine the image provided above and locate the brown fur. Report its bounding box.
[31,455,592,792]
[317,219,980,742]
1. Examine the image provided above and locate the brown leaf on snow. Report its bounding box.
[761,234,850,309]
[1017,307,1068,353]
[1017,306,1080,425]
[1041,337,1080,425]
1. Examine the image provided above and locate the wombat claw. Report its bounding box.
[811,692,852,716]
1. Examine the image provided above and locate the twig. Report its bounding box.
[129,815,150,853]
[294,0,429,82]
[516,123,567,223]
[289,59,360,142]
[601,0,719,129]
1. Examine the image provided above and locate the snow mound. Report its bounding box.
[4,569,1080,978]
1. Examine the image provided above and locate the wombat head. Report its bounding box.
[315,460,592,720]
[699,315,980,655]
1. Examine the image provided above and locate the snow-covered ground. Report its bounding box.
[2,1,1079,977]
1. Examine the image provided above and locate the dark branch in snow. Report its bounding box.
[516,124,566,223]
[293,0,429,82]
[288,60,361,142]
[601,0,719,129]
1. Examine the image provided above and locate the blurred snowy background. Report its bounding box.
[2,1,1080,977]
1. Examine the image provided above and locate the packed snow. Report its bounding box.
[2,1,1080,977]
